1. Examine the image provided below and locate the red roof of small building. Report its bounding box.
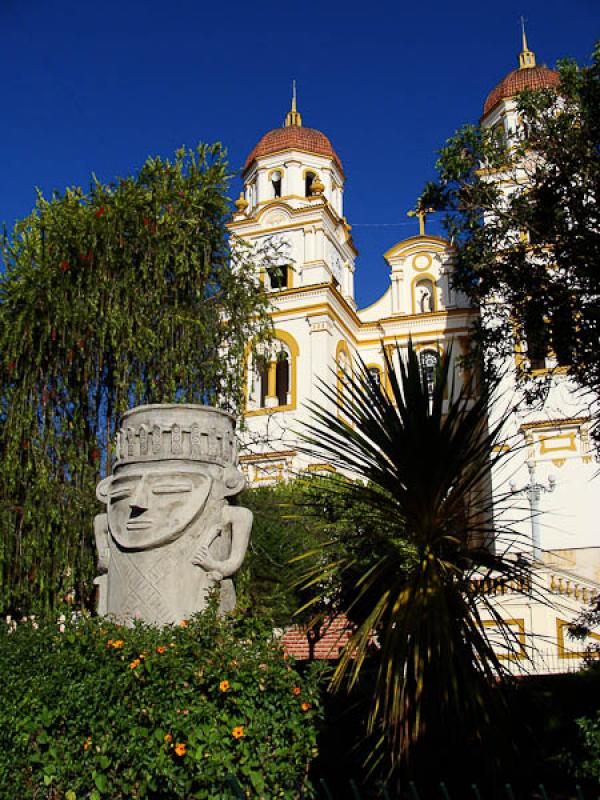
[281,614,354,660]
[483,65,560,117]
[243,126,344,175]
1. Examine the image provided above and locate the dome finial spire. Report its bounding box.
[519,17,536,69]
[285,80,303,127]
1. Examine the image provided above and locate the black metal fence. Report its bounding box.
[225,775,589,799]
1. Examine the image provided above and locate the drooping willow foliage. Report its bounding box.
[0,144,272,616]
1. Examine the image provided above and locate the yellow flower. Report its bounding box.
[232,726,245,739]
[164,733,173,743]
[219,680,230,692]
[129,658,141,670]
[112,639,124,649]
[179,619,189,628]
[174,742,186,757]
[83,736,92,751]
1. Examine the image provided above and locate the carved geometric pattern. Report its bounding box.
[127,428,135,456]
[139,425,148,455]
[110,545,174,625]
[152,425,162,454]
[191,424,201,457]
[172,424,182,454]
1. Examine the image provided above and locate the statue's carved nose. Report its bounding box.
[129,476,149,513]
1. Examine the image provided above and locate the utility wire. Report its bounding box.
[352,221,422,227]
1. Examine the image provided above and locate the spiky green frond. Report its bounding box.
[299,341,532,769]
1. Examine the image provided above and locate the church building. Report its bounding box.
[230,90,473,484]
[229,36,600,671]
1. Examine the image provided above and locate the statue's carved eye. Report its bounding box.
[152,482,193,495]
[109,487,132,501]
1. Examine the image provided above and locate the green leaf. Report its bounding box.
[93,772,108,793]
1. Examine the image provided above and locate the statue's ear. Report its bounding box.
[222,466,246,497]
[96,476,113,505]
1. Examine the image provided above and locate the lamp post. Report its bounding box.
[510,459,556,562]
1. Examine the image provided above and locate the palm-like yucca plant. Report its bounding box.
[299,341,529,773]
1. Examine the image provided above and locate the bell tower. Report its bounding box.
[230,89,357,302]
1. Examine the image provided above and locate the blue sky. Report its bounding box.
[1,0,597,307]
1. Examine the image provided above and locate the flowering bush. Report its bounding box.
[0,606,323,798]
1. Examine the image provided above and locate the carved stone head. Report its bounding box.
[96,405,244,550]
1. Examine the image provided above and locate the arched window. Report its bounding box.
[415,278,435,313]
[522,302,548,371]
[271,170,282,198]
[419,349,440,398]
[246,332,298,414]
[248,180,256,210]
[251,343,291,408]
[263,233,291,291]
[305,171,316,197]
[266,264,290,291]
[275,351,290,406]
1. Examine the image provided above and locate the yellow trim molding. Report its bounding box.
[557,618,600,660]
[412,253,433,272]
[239,449,297,463]
[482,618,527,660]
[539,432,577,455]
[253,462,285,483]
[383,235,450,261]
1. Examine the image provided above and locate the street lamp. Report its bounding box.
[509,459,556,562]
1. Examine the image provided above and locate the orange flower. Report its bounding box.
[219,680,230,692]
[112,639,124,649]
[83,736,92,751]
[301,702,311,712]
[174,742,186,757]
[179,619,188,628]
[156,645,166,654]
[232,726,245,739]
[292,687,301,696]
[106,639,113,647]
[129,658,141,670]
[164,733,173,743]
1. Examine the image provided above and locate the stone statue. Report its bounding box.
[94,404,252,626]
[418,282,434,313]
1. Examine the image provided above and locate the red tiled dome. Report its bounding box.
[243,126,343,175]
[483,65,560,117]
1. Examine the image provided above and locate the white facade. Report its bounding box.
[230,49,599,672]
[231,101,474,483]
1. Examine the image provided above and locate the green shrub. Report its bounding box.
[0,606,323,799]
[577,711,600,784]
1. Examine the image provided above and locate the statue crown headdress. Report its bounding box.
[114,404,238,468]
